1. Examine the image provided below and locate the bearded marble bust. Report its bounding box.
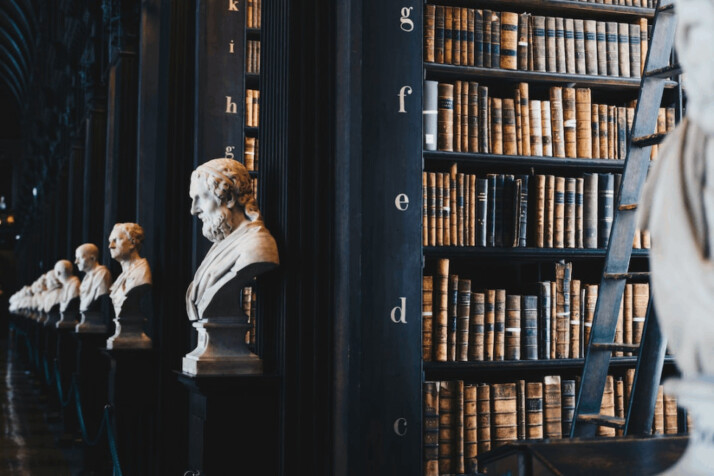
[186,158,279,321]
[108,223,152,317]
[76,243,112,312]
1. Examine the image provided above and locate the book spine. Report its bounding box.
[505,294,521,360]
[475,9,484,67]
[554,176,565,249]
[500,12,519,70]
[615,378,625,436]
[541,100,553,157]
[519,83,531,156]
[457,280,471,361]
[503,98,517,155]
[522,295,538,360]
[598,173,614,248]
[491,383,518,448]
[518,175,529,247]
[443,173,451,246]
[438,381,454,473]
[606,22,619,76]
[423,172,428,246]
[491,97,503,155]
[596,21,607,75]
[485,289,496,360]
[461,82,470,153]
[453,81,462,152]
[469,174,477,247]
[530,100,543,156]
[564,18,576,74]
[435,259,449,361]
[495,175,505,246]
[526,382,544,439]
[539,282,551,359]
[653,386,664,435]
[550,87,565,158]
[550,282,557,359]
[563,88,577,158]
[424,382,440,476]
[468,9,475,66]
[664,394,678,434]
[546,17,557,72]
[487,174,497,246]
[576,88,592,158]
[436,173,444,246]
[518,380,526,440]
[564,177,576,248]
[624,283,633,355]
[444,7,453,64]
[616,293,624,357]
[470,292,485,361]
[477,384,491,454]
[599,104,609,159]
[483,10,492,68]
[448,275,459,361]
[455,381,465,473]
[544,375,563,438]
[495,289,507,361]
[479,86,489,153]
[491,12,501,68]
[633,283,649,345]
[464,385,478,471]
[576,177,584,248]
[574,20,586,74]
[535,175,546,247]
[584,20,598,75]
[515,89,523,155]
[591,104,600,159]
[584,284,598,347]
[598,376,616,436]
[461,8,469,67]
[561,379,576,436]
[423,276,434,361]
[438,83,454,151]
[425,5,436,63]
[640,19,648,76]
[424,80,438,151]
[629,24,641,79]
[518,13,529,70]
[555,17,566,73]
[457,173,465,246]
[583,173,598,248]
[429,172,437,246]
[545,175,556,248]
[477,179,488,246]
[468,82,479,153]
[452,8,461,66]
[533,16,546,72]
[618,22,630,78]
[570,279,581,358]
[555,261,572,359]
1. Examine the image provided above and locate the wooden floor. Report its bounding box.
[0,339,82,475]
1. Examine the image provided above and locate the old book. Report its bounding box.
[574,20,586,74]
[468,9,475,66]
[624,283,633,355]
[584,284,598,347]
[518,380,526,440]
[544,375,563,438]
[439,381,455,473]
[483,10,492,67]
[554,176,565,249]
[606,22,619,76]
[533,16,546,71]
[491,97,503,154]
[477,384,491,454]
[457,280,471,361]
[455,381,466,473]
[576,88,592,158]
[452,8,461,65]
[244,136,257,171]
[561,380,576,437]
[615,297,623,357]
[616,107,626,160]
[438,83,454,151]
[526,382,544,439]
[443,174,451,246]
[518,175,529,247]
[640,19,648,75]
[584,20,598,75]
[596,21,607,75]
[449,166,457,246]
[461,82,469,153]
[555,17,566,73]
[475,9,484,67]
[448,275,459,361]
[563,88,577,157]
[583,173,598,248]
[468,83,479,153]
[598,173,614,247]
[453,81,462,152]
[618,23,630,78]
[609,105,617,159]
[564,18,576,74]
[529,100,543,156]
[519,83,531,156]
[424,80,438,151]
[423,173,428,246]
[570,280,581,358]
[491,12,501,68]
[487,175,497,246]
[666,107,676,132]
[469,175,477,246]
[464,385,478,471]
[457,173,465,245]
[425,4,436,63]
[494,289,507,360]
[470,292,485,360]
[515,88,522,155]
[565,178,576,248]
[633,283,649,346]
[555,260,572,358]
[485,289,496,360]
[576,178,584,248]
[590,104,600,159]
[461,7,469,67]
[435,259,450,361]
[545,175,555,248]
[479,86,489,153]
[598,375,616,436]
[541,100,553,157]
[522,295,538,360]
[436,173,444,246]
[492,383,518,448]
[503,99,517,155]
[518,13,529,70]
[550,281,557,359]
[423,276,434,361]
[428,173,437,246]
[546,17,557,72]
[500,12,519,70]
[495,175,505,246]
[598,104,608,159]
[615,378,625,436]
[424,382,440,476]
[664,394,678,434]
[625,368,635,406]
[629,24,641,79]
[550,87,565,158]
[535,175,546,247]
[444,7,453,64]
[505,294,521,360]
[539,282,552,359]
[477,179,488,246]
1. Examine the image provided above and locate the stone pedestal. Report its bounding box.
[56,298,80,329]
[76,297,110,334]
[107,284,152,349]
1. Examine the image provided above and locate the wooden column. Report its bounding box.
[82,105,108,248]
[67,140,84,257]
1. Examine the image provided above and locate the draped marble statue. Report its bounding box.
[183,158,279,375]
[42,270,63,325]
[75,243,113,333]
[639,0,714,473]
[54,260,81,329]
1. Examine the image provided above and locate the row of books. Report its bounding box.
[422,168,653,249]
[243,286,257,347]
[422,260,650,362]
[246,89,260,128]
[424,375,681,475]
[424,6,649,79]
[569,0,656,6]
[246,40,261,74]
[247,0,261,29]
[244,137,259,171]
[425,81,675,159]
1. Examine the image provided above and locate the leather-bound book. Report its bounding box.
[467,9,476,66]
[608,106,617,159]
[522,295,539,360]
[461,7,469,67]
[563,88,577,157]
[632,283,649,346]
[444,7,453,64]
[606,22,619,76]
[424,80,438,151]
[565,177,576,248]
[584,284,598,347]
[453,81,462,152]
[564,18,576,74]
[570,279,581,358]
[487,174,497,246]
[545,175,556,248]
[245,136,256,170]
[479,86,489,153]
[574,20,586,74]
[475,9,484,67]
[470,292,485,361]
[469,174,477,246]
[495,289,507,361]
[477,384,491,454]
[505,294,521,360]
[435,6,445,63]
[554,176,565,249]
[457,173,465,246]
[546,17,557,72]
[519,83,531,156]
[495,174,505,246]
[639,19,648,75]
[485,289,496,360]
[617,107,626,160]
[518,380,527,440]
[477,179,488,246]
[583,173,598,248]
[576,178,584,248]
[469,82,479,153]
[438,83,454,151]
[428,172,437,246]
[615,378,625,436]
[539,282,552,359]
[629,23,641,79]
[483,10,492,67]
[544,375,563,438]
[624,283,633,355]
[625,368,635,406]
[598,173,614,248]
[584,20,598,75]
[555,17,566,73]
[591,104,600,159]
[535,175,546,247]
[424,382,440,476]
[664,394,678,434]
[457,279,472,361]
[533,16,547,71]
[436,173,444,246]
[561,379,576,436]
[461,81,469,153]
[599,376,616,437]
[502,176,517,247]
[530,100,543,156]
[439,381,455,473]
[542,100,553,157]
[435,259,450,362]
[491,97,504,155]
[598,104,609,159]
[515,88,522,155]
[518,13,530,70]
[423,276,434,361]
[517,174,529,247]
[556,260,572,359]
[618,23,630,78]
[576,88,592,158]
[666,107,676,132]
[464,385,478,470]
[443,173,451,246]
[423,172,428,246]
[491,12,501,68]
[448,275,459,361]
[492,383,518,448]
[455,381,466,473]
[425,4,436,63]
[550,87,566,158]
[526,382,544,439]
[503,98,517,155]
[452,8,461,66]
[596,21,607,75]
[550,282,557,359]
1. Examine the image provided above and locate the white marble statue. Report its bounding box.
[42,270,63,325]
[31,275,47,319]
[183,158,279,375]
[639,1,714,473]
[54,260,80,329]
[106,223,152,349]
[75,243,113,333]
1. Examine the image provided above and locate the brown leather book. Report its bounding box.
[541,100,553,157]
[448,275,459,361]
[561,379,576,436]
[436,173,444,246]
[535,175,546,247]
[428,172,437,246]
[492,382,518,448]
[245,137,256,170]
[526,382,544,439]
[584,20,598,75]
[469,174,477,247]
[555,260,572,358]
[664,394,678,435]
[423,172,428,246]
[435,259,450,362]
[546,17,557,72]
[519,83,531,156]
[515,89,522,155]
[639,19,648,75]
[618,23,630,78]
[424,382,440,476]
[570,279,581,358]
[479,85,489,153]
[584,284,597,347]
[576,178,584,248]
[468,9,476,66]
[653,385,664,435]
[624,283,633,356]
[591,104,600,159]
[629,23,641,79]
[435,6,445,64]
[529,100,543,156]
[455,381,466,473]
[477,384,491,454]
[485,289,496,361]
[533,16,546,72]
[454,81,462,152]
[469,292,485,361]
[457,279,471,361]
[522,295,539,361]
[576,88,592,158]
[439,381,455,473]
[632,283,649,346]
[563,88,577,157]
[425,4,436,63]
[469,83,479,153]
[550,281,557,359]
[461,7,469,67]
[544,375,562,438]
[550,87,565,158]
[564,18,575,74]
[625,368,635,408]
[443,173,451,246]
[423,276,434,361]
[491,97,503,155]
[598,104,608,159]
[574,19,586,74]
[461,81,470,153]
[457,173,465,246]
[554,176,565,249]
[597,21,607,75]
[518,13,529,70]
[608,105,616,159]
[615,378,625,436]
[500,12,519,70]
[606,22,619,76]
[555,17,566,73]
[598,375,616,437]
[503,98,517,155]
[565,178,576,248]
[444,7,453,64]
[464,174,470,246]
[465,385,478,470]
[438,83,454,151]
[505,294,521,360]
[545,175,555,248]
[495,289,507,361]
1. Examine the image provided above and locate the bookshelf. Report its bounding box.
[419,1,684,474]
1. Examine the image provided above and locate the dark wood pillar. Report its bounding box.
[67,140,84,257]
[82,105,107,248]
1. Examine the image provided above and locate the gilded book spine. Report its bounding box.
[518,175,529,247]
[564,18,576,74]
[461,7,469,67]
[443,173,451,246]
[518,13,529,70]
[477,179,488,246]
[457,280,471,361]
[438,83,454,151]
[519,83,531,156]
[455,381,465,474]
[598,104,609,159]
[470,292,485,361]
[545,175,555,248]
[453,81,461,152]
[423,173,428,246]
[561,379,576,436]
[461,81,469,153]
[423,276,434,361]
[477,384,491,454]
[495,289,507,361]
[526,382,544,439]
[429,173,437,246]
[584,20,598,75]
[479,86,489,153]
[606,22,619,76]
[570,279,581,358]
[491,383,518,448]
[576,88,592,158]
[550,87,565,158]
[475,9,483,67]
[436,259,450,362]
[544,375,562,438]
[469,82,479,153]
[596,21,607,75]
[555,260,572,359]
[457,173,465,246]
[505,294,521,360]
[546,17,557,72]
[522,295,539,360]
[554,176,565,249]
[491,12,501,68]
[453,8,461,65]
[483,10,492,67]
[491,97,503,155]
[598,173,615,248]
[436,173,444,246]
[555,17,566,73]
[424,382,440,476]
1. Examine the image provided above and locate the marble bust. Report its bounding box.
[106,223,152,349]
[31,275,47,319]
[76,243,112,312]
[183,158,279,375]
[54,260,81,329]
[42,270,63,325]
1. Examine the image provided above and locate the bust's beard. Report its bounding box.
[201,208,234,243]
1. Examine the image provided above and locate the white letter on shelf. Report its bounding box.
[225,146,235,159]
[225,96,238,114]
[390,297,407,324]
[398,86,412,113]
[400,7,414,32]
[394,418,408,436]
[395,194,409,211]
[229,40,235,54]
[228,0,239,11]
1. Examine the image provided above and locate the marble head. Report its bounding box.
[75,243,99,273]
[54,259,74,284]
[109,223,145,262]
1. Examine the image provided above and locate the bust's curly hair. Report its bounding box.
[112,223,145,251]
[191,158,260,222]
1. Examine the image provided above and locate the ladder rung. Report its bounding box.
[590,343,640,353]
[618,203,638,211]
[603,272,650,280]
[632,133,667,148]
[644,63,681,79]
[657,3,675,12]
[578,414,626,429]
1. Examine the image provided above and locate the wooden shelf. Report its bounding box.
[245,126,259,137]
[246,72,260,86]
[424,247,649,261]
[246,27,261,39]
[425,150,627,171]
[249,170,258,177]
[429,0,656,20]
[425,63,677,90]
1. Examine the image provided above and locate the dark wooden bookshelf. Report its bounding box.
[246,27,261,39]
[424,150,628,172]
[425,64,677,90]
[428,0,655,20]
[424,247,650,261]
[246,72,260,86]
[245,126,259,137]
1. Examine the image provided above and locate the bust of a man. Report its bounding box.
[54,260,80,312]
[76,243,112,311]
[186,158,279,321]
[31,275,46,313]
[108,223,152,317]
[43,270,63,313]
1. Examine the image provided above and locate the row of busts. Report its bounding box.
[8,223,152,349]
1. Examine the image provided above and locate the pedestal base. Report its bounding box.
[181,318,262,376]
[56,310,79,329]
[75,310,108,333]
[106,318,152,349]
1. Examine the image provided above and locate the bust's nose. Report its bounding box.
[190,197,201,216]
